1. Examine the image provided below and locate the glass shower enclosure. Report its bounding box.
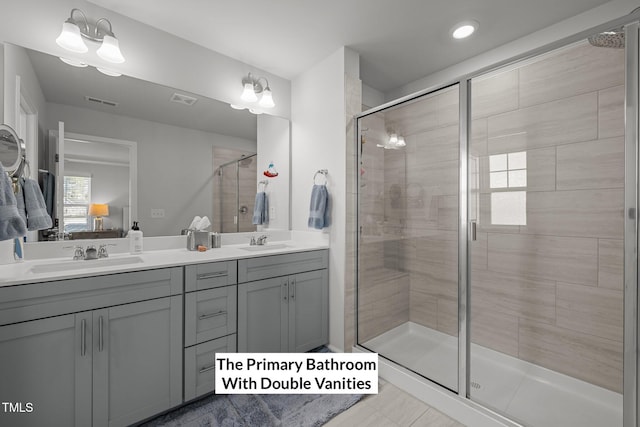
[356,21,638,427]
[217,154,257,233]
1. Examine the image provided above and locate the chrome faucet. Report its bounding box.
[72,246,85,260]
[98,244,109,258]
[84,245,98,260]
[257,235,268,246]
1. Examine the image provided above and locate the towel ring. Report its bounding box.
[313,169,328,185]
[258,180,268,190]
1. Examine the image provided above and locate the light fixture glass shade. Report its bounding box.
[56,21,88,53]
[248,108,263,115]
[60,57,88,67]
[96,68,122,77]
[389,133,398,144]
[230,104,246,110]
[258,87,275,108]
[241,82,258,102]
[96,34,125,63]
[396,136,406,147]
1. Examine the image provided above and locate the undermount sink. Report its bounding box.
[29,256,144,274]
[239,243,290,252]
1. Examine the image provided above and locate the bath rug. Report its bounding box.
[140,347,363,427]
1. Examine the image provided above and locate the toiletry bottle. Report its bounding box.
[129,221,143,254]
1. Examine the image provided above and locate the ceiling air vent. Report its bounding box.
[170,92,198,106]
[85,96,119,107]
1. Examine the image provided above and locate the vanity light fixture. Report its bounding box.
[56,8,125,64]
[376,132,406,149]
[451,20,479,39]
[236,73,276,113]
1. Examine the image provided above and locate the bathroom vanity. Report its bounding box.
[0,241,328,427]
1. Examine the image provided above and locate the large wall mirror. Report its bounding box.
[3,43,290,242]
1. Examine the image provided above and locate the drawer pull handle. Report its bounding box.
[199,310,227,320]
[197,272,227,280]
[199,364,215,374]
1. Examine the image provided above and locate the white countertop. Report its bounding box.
[0,233,328,287]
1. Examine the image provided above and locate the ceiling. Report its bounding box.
[87,0,614,92]
[26,48,257,141]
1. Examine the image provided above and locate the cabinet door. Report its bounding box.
[238,277,289,352]
[184,334,237,401]
[93,296,183,427]
[289,269,329,352]
[0,312,92,427]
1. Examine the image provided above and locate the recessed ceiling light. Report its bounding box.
[451,20,478,39]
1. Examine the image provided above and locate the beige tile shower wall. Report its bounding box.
[391,87,460,336]
[213,147,256,232]
[470,41,624,393]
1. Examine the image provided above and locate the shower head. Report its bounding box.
[239,157,253,167]
[588,28,624,48]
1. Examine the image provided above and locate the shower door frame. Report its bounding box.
[354,12,640,427]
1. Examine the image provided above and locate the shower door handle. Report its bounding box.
[470,220,477,241]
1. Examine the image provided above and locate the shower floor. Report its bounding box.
[362,322,622,427]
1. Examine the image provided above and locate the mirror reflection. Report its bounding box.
[5,44,263,240]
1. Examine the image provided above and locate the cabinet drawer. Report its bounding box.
[238,250,328,283]
[0,267,183,327]
[185,261,237,292]
[184,335,236,401]
[185,286,237,346]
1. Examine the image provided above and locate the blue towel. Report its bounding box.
[16,178,26,224]
[252,191,269,225]
[23,178,52,230]
[308,184,329,230]
[0,163,27,241]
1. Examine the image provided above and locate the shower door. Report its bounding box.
[357,85,460,392]
[467,29,632,427]
[218,154,257,233]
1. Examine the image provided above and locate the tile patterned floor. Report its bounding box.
[324,379,466,427]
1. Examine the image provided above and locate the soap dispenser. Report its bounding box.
[129,221,143,254]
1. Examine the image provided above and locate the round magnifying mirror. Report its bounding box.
[0,124,22,175]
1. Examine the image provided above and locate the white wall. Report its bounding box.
[45,102,256,237]
[362,83,385,110]
[257,115,290,230]
[291,46,358,351]
[387,0,639,100]
[0,0,291,118]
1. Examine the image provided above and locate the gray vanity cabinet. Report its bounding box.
[183,260,237,401]
[0,267,184,427]
[0,312,93,427]
[92,296,183,427]
[237,250,329,353]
